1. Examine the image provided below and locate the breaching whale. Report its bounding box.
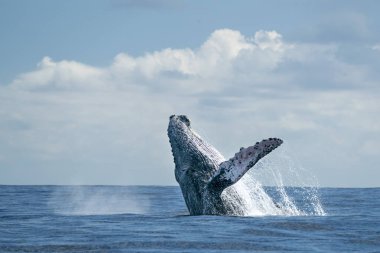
[167,115,283,215]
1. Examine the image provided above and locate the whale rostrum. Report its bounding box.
[167,115,283,215]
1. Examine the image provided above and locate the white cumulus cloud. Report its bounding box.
[1,29,379,187]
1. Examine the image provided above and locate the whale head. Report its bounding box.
[168,115,226,214]
[167,114,223,184]
[168,115,192,181]
[168,115,199,182]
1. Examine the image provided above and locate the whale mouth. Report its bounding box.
[170,115,191,127]
[167,115,193,149]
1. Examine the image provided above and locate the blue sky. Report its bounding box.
[1,0,379,186]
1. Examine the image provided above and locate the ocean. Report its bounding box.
[0,185,379,252]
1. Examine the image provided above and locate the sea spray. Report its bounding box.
[223,144,326,216]
[48,186,150,215]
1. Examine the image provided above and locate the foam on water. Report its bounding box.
[222,144,326,217]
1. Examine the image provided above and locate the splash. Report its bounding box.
[222,144,326,216]
[49,186,150,215]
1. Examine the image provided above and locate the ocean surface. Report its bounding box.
[0,185,379,252]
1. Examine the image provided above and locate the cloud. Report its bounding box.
[12,29,377,93]
[1,29,380,186]
[11,57,107,91]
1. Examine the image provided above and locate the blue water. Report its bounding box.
[0,185,379,252]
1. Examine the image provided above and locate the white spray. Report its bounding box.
[49,186,150,215]
[222,144,326,217]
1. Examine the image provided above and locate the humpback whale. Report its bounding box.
[168,115,283,215]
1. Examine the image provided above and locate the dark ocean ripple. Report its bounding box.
[0,186,379,252]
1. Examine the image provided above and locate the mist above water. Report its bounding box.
[49,186,150,215]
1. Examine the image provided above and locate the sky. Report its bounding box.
[0,0,379,187]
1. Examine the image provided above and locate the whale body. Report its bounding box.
[167,115,283,215]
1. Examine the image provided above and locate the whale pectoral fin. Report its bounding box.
[208,138,283,192]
